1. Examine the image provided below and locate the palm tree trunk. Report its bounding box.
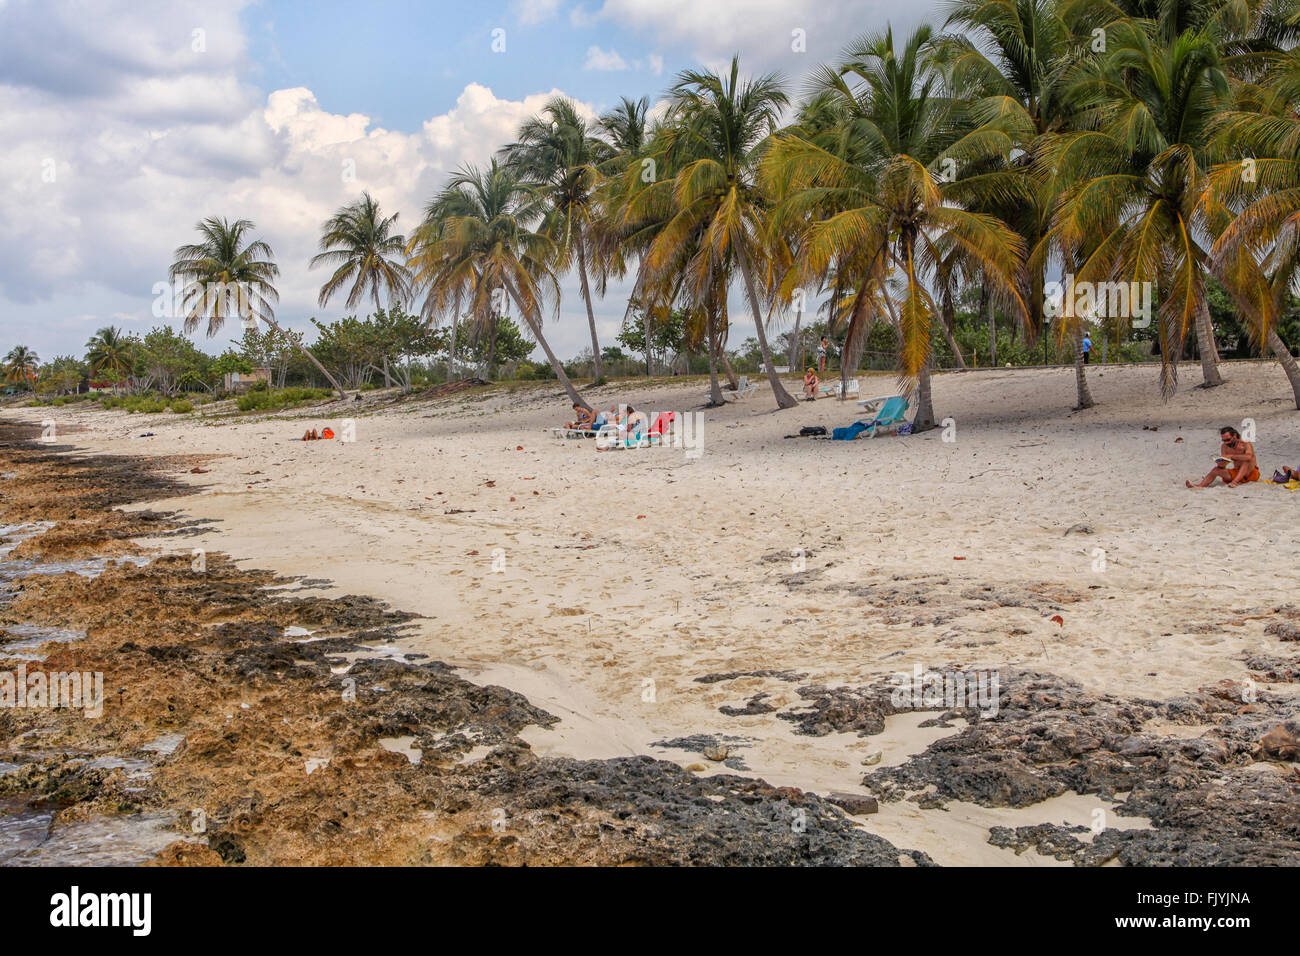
[788,303,802,370]
[1073,323,1095,410]
[1267,328,1300,409]
[503,278,589,411]
[705,308,725,406]
[913,358,936,432]
[262,317,347,399]
[1194,291,1223,387]
[577,237,603,382]
[644,307,654,377]
[980,286,996,367]
[446,312,459,384]
[736,248,797,409]
[719,351,740,390]
[941,291,966,369]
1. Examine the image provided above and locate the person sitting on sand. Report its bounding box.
[804,367,819,400]
[1187,426,1259,488]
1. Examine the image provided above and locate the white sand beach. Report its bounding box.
[13,361,1300,864]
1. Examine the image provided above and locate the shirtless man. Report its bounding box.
[1187,426,1259,488]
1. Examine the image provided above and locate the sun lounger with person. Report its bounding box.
[1186,425,1259,488]
[562,403,602,430]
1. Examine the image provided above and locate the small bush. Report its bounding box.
[236,386,332,412]
[168,399,194,414]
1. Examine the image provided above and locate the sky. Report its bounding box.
[0,0,929,364]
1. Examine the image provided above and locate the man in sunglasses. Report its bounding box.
[1186,426,1259,488]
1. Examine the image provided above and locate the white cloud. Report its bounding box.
[647,53,664,76]
[0,2,612,360]
[511,0,562,25]
[583,45,630,71]
[587,0,926,74]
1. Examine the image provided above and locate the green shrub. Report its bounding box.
[168,399,194,414]
[236,386,332,412]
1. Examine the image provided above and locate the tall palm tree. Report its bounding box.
[501,97,614,381]
[1205,44,1300,407]
[168,216,348,398]
[646,56,798,409]
[597,103,702,387]
[600,96,650,157]
[3,346,39,388]
[765,25,1029,429]
[937,0,1097,407]
[311,192,411,389]
[310,191,411,312]
[1049,19,1232,392]
[84,326,135,385]
[406,160,588,407]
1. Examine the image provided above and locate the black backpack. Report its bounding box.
[798,425,827,437]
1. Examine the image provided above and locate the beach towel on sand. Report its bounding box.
[832,421,870,441]
[1266,479,1300,492]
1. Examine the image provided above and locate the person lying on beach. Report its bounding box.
[1274,465,1300,483]
[565,404,596,430]
[1187,426,1259,488]
[804,368,819,400]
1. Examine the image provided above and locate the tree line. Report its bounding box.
[13,0,1300,429]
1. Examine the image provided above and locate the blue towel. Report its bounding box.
[831,420,870,441]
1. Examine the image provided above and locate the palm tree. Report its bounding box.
[937,0,1097,407]
[168,216,348,398]
[597,101,700,386]
[1205,45,1300,408]
[600,96,650,157]
[310,191,411,312]
[3,346,39,389]
[84,326,135,388]
[646,56,798,409]
[406,160,588,407]
[1049,19,1232,393]
[311,192,411,389]
[501,97,614,382]
[764,25,1029,429]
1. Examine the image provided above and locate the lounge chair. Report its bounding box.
[819,377,861,399]
[548,425,598,439]
[596,412,675,451]
[859,395,910,437]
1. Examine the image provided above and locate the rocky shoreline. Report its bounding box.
[0,421,1296,865]
[0,423,925,865]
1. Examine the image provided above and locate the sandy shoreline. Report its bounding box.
[6,361,1300,864]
